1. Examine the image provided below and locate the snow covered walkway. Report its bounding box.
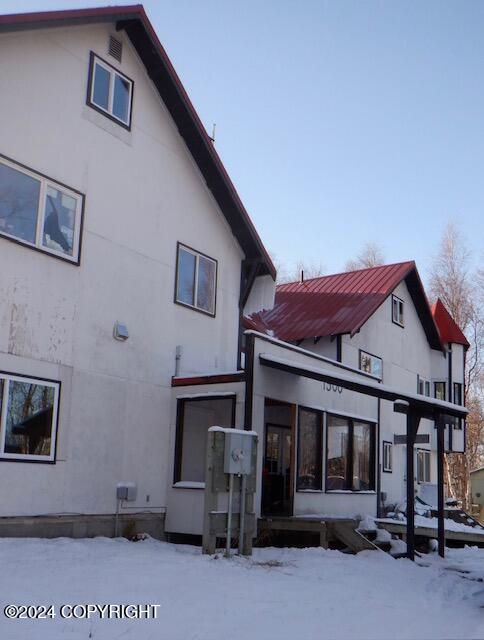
[0,537,483,640]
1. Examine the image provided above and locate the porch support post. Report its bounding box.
[406,410,420,561]
[436,412,446,558]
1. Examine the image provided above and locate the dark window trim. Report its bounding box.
[382,440,392,473]
[0,152,85,266]
[416,448,431,484]
[391,294,404,328]
[173,394,236,484]
[0,369,61,465]
[325,412,376,493]
[296,405,323,492]
[358,349,383,379]
[174,241,218,318]
[434,381,446,400]
[86,51,134,131]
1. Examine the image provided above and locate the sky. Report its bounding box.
[2,0,484,282]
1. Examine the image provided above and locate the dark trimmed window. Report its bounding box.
[453,383,463,429]
[418,376,430,397]
[434,382,446,401]
[382,441,392,473]
[175,243,217,316]
[0,373,60,462]
[392,294,404,327]
[359,350,382,378]
[417,449,431,483]
[0,154,83,263]
[326,415,375,491]
[173,395,235,484]
[87,52,133,129]
[297,407,322,490]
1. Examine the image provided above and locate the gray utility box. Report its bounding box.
[223,430,253,475]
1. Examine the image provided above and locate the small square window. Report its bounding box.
[87,52,133,129]
[392,294,404,327]
[175,243,217,316]
[418,376,431,397]
[383,441,392,473]
[359,350,383,378]
[0,373,60,462]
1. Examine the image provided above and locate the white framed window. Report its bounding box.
[416,449,431,483]
[0,372,60,462]
[359,350,383,378]
[418,376,431,397]
[382,441,392,473]
[392,294,404,327]
[0,154,83,263]
[87,52,133,128]
[175,243,217,316]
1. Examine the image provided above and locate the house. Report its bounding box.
[0,6,467,546]
[0,5,274,538]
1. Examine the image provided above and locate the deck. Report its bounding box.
[375,518,484,546]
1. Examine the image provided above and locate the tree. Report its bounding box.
[273,256,325,284]
[345,242,385,271]
[428,223,484,507]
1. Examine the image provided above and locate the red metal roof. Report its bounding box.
[431,299,470,348]
[0,5,275,279]
[246,261,441,346]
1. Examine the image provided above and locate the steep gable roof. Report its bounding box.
[0,5,275,278]
[431,299,470,348]
[247,261,442,349]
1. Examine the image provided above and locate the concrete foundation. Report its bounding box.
[0,512,166,540]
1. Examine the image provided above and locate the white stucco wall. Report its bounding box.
[0,23,249,518]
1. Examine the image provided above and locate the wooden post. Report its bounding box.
[202,430,217,554]
[406,411,420,561]
[436,413,446,558]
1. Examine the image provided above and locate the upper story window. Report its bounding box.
[0,154,83,263]
[87,53,133,129]
[175,243,217,316]
[453,382,463,406]
[0,372,60,462]
[418,376,430,397]
[359,350,383,378]
[434,381,446,401]
[392,294,404,327]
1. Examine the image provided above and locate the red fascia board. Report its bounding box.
[172,372,245,387]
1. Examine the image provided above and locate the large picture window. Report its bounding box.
[87,53,133,128]
[297,407,322,491]
[174,395,235,484]
[175,243,217,316]
[0,373,60,462]
[0,155,83,263]
[326,415,375,491]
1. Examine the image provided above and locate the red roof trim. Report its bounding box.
[431,299,470,348]
[172,372,245,387]
[0,5,275,279]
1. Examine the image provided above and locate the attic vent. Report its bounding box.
[108,36,122,62]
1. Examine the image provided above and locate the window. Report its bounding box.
[392,294,404,327]
[175,243,217,316]
[382,441,392,472]
[297,407,322,491]
[0,373,60,462]
[359,350,383,378]
[434,382,446,401]
[87,53,133,128]
[326,415,375,491]
[453,383,463,406]
[174,396,235,484]
[416,449,431,483]
[0,155,83,262]
[418,376,430,397]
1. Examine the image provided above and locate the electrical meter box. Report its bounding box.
[223,430,254,475]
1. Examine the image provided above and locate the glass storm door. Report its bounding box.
[262,424,292,515]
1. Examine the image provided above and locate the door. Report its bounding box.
[262,424,292,515]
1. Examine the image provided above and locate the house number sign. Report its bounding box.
[323,383,343,394]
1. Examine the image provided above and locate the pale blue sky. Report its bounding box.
[3,0,483,280]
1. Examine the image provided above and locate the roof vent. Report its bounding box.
[109,35,122,62]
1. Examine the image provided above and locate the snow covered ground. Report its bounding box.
[0,537,483,640]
